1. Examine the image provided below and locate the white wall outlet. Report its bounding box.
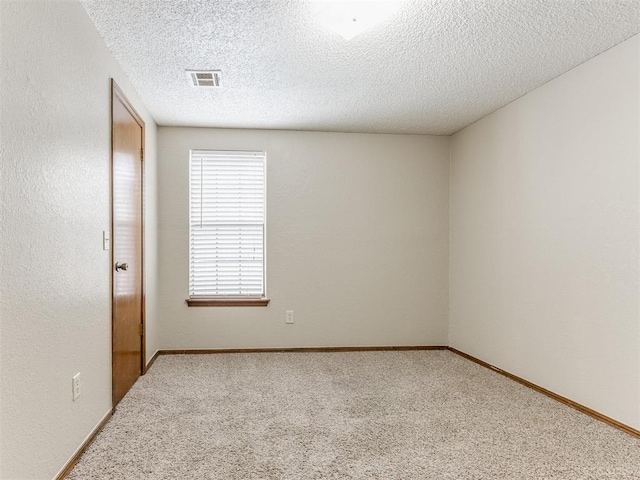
[285,310,294,324]
[102,230,110,251]
[72,373,81,401]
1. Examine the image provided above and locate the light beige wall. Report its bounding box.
[158,128,450,349]
[450,35,640,429]
[0,1,158,478]
[144,130,159,365]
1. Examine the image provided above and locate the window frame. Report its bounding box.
[186,149,269,307]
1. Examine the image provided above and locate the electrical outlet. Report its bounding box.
[285,310,294,324]
[72,373,81,401]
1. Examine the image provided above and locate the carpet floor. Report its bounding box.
[67,351,640,479]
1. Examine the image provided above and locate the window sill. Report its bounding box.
[185,298,270,307]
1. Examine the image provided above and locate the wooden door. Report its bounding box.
[111,80,145,408]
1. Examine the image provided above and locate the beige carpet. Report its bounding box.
[68,351,640,479]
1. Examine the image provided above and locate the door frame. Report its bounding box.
[110,79,146,409]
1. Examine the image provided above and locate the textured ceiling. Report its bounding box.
[81,0,640,135]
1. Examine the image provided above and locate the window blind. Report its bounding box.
[189,150,266,297]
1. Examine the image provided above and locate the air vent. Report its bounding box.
[186,70,222,88]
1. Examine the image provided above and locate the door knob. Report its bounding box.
[115,262,128,271]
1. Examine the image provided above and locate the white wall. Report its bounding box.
[158,128,450,349]
[449,35,640,429]
[0,1,158,478]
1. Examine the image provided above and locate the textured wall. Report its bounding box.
[0,1,158,478]
[449,35,640,429]
[158,128,450,350]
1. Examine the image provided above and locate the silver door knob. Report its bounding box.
[115,262,128,271]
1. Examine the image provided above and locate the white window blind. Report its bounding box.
[189,150,266,297]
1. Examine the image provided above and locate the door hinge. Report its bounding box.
[139,323,144,337]
[140,147,144,160]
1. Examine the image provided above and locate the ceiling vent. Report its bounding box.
[186,70,222,88]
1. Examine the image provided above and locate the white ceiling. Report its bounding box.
[82,0,640,135]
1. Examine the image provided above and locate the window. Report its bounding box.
[187,150,268,306]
